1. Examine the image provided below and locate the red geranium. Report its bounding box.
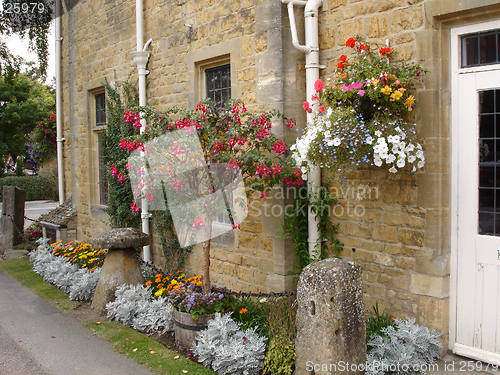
[346,37,356,48]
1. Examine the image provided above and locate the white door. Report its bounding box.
[455,68,500,364]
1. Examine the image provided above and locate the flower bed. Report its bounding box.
[29,240,441,375]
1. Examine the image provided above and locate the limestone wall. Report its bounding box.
[59,0,500,351]
[60,0,304,293]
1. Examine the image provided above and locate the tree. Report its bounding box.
[0,71,55,173]
[1,0,53,78]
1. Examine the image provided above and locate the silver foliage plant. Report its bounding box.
[366,318,441,375]
[106,284,174,334]
[30,246,100,301]
[192,312,266,375]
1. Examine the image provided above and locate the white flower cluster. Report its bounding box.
[30,246,101,301]
[290,107,425,176]
[192,312,266,375]
[368,126,425,173]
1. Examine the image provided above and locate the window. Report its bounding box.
[462,29,500,67]
[92,91,108,206]
[205,64,231,109]
[95,93,106,126]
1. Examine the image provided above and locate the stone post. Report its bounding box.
[0,186,26,254]
[90,228,149,314]
[295,258,366,375]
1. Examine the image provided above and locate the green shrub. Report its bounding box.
[0,173,58,201]
[366,302,395,345]
[263,296,297,375]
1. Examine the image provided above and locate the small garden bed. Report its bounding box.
[27,239,442,375]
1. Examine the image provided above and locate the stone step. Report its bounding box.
[2,249,29,261]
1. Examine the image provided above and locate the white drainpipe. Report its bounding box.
[131,0,153,261]
[282,0,323,259]
[55,0,64,204]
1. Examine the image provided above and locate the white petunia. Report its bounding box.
[366,136,374,145]
[386,154,396,163]
[333,138,341,146]
[417,160,425,169]
[374,157,383,167]
[375,130,382,137]
[408,155,416,163]
[396,159,405,168]
[389,166,398,173]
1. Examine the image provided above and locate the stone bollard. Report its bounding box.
[90,228,149,314]
[0,186,26,254]
[295,258,366,375]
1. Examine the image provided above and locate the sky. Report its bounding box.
[5,22,56,85]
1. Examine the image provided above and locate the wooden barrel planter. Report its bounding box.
[173,310,214,349]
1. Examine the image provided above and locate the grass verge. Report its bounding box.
[0,257,79,310]
[0,257,216,375]
[86,322,216,375]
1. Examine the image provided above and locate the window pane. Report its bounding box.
[480,33,497,64]
[95,93,106,126]
[205,64,231,109]
[479,188,494,211]
[479,212,495,235]
[462,30,500,67]
[480,90,495,113]
[463,36,479,66]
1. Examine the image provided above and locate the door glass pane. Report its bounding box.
[478,89,500,235]
[462,30,500,67]
[480,33,497,64]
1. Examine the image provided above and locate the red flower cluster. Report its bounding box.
[119,139,144,152]
[272,140,287,154]
[123,111,142,129]
[282,169,304,186]
[337,54,348,70]
[131,201,140,213]
[346,37,356,48]
[379,47,392,56]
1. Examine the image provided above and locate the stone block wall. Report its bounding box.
[313,0,452,348]
[60,0,500,352]
[60,0,303,293]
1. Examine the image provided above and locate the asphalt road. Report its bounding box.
[0,270,155,375]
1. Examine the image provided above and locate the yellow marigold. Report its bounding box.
[240,308,248,314]
[154,288,165,296]
[404,95,415,106]
[196,281,202,286]
[381,85,392,95]
[155,278,161,283]
[51,240,62,246]
[155,274,162,278]
[145,280,152,286]
[390,90,403,101]
[171,279,178,285]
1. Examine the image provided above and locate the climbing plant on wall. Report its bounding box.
[101,76,189,268]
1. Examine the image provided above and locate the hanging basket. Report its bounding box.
[173,309,214,349]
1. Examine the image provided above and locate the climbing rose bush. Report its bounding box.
[292,37,427,179]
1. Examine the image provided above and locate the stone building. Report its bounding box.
[60,0,500,361]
